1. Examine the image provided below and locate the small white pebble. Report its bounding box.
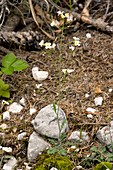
[8,102,23,113]
[62,69,74,74]
[29,107,37,115]
[0,123,8,129]
[86,33,91,38]
[75,148,79,152]
[76,165,83,170]
[17,132,27,140]
[85,93,90,98]
[109,88,112,92]
[50,168,58,170]
[87,114,93,119]
[70,145,76,149]
[2,147,12,153]
[94,96,103,106]
[32,67,48,81]
[86,107,97,113]
[3,111,10,120]
[19,97,26,106]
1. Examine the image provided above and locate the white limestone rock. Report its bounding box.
[3,156,17,170]
[17,132,27,140]
[8,102,23,113]
[68,131,89,144]
[96,121,113,151]
[32,104,68,139]
[27,132,50,162]
[3,111,10,120]
[32,67,48,82]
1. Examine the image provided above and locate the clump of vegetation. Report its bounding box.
[94,162,112,170]
[34,153,74,170]
[0,52,28,98]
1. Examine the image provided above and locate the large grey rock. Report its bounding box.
[32,104,68,139]
[96,121,113,151]
[68,131,89,144]
[27,132,50,162]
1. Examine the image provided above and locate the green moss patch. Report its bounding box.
[34,154,74,170]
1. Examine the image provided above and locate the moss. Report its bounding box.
[93,162,112,170]
[34,154,74,170]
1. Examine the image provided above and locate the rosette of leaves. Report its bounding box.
[0,53,28,98]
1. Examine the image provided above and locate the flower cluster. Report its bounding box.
[50,11,73,27]
[39,40,56,49]
[57,11,73,22]
[69,37,80,51]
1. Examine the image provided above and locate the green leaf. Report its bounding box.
[1,66,14,75]
[52,102,57,113]
[0,89,10,98]
[47,147,57,154]
[0,79,9,90]
[0,79,10,98]
[2,53,16,68]
[12,59,29,71]
[0,71,2,75]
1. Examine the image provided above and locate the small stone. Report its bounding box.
[86,107,97,113]
[3,156,17,170]
[94,96,103,106]
[32,67,48,81]
[68,131,89,144]
[62,69,74,74]
[3,111,10,120]
[76,165,83,169]
[50,168,58,170]
[0,123,8,129]
[29,107,37,115]
[19,97,26,106]
[109,88,112,92]
[2,147,12,153]
[8,102,23,113]
[17,132,27,140]
[70,145,76,149]
[87,114,93,119]
[86,33,91,38]
[27,132,50,162]
[85,93,90,98]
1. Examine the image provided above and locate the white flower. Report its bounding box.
[57,11,65,18]
[50,20,60,27]
[73,37,80,46]
[44,42,52,49]
[65,13,73,22]
[69,45,75,51]
[51,43,56,48]
[39,40,44,47]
